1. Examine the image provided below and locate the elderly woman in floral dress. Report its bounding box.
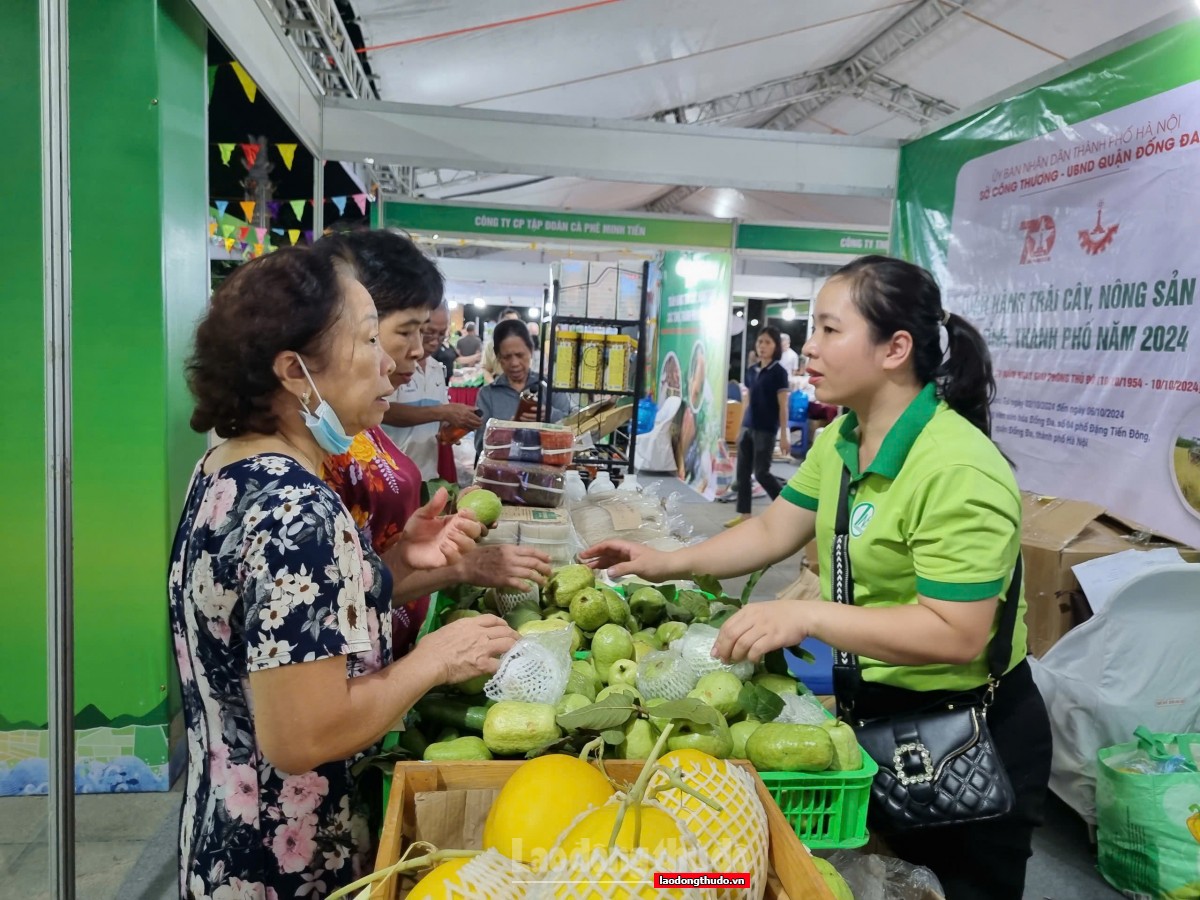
[169,246,518,900]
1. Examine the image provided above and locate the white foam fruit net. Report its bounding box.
[437,848,532,900]
[678,624,754,682]
[774,692,829,726]
[485,626,573,704]
[495,584,541,617]
[527,797,716,900]
[649,759,770,900]
[636,647,698,701]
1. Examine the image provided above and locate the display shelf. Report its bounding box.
[553,316,642,327]
[554,388,637,397]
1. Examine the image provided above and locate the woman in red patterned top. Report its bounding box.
[317,232,552,653]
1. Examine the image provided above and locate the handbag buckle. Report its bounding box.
[893,741,934,786]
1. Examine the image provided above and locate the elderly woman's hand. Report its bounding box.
[387,488,484,573]
[412,614,519,685]
[457,544,553,593]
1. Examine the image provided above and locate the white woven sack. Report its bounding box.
[649,759,769,900]
[485,626,573,704]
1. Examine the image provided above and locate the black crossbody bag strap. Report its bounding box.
[831,464,1024,718]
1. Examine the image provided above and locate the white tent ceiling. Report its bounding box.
[348,0,1191,226]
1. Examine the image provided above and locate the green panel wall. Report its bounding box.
[0,0,48,729]
[0,0,207,791]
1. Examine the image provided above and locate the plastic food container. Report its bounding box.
[481,419,575,466]
[577,333,606,390]
[552,331,578,390]
[473,459,566,507]
[604,334,631,391]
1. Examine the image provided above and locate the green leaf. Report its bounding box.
[663,602,695,624]
[556,696,638,732]
[350,747,416,778]
[739,567,769,606]
[738,683,785,723]
[705,603,738,628]
[601,729,626,745]
[692,574,724,597]
[648,698,724,728]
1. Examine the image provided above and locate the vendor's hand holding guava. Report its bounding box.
[411,613,518,685]
[711,598,811,664]
[579,539,679,581]
[458,544,552,592]
[386,487,483,573]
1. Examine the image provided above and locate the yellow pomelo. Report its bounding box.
[651,750,770,900]
[484,754,615,865]
[406,857,473,900]
[554,801,689,856]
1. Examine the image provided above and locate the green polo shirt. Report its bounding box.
[781,383,1026,692]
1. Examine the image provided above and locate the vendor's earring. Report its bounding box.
[301,390,311,406]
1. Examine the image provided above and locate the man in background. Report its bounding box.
[455,321,482,365]
[383,302,482,483]
[779,332,800,376]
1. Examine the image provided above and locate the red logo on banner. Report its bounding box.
[1078,201,1119,255]
[1019,215,1056,264]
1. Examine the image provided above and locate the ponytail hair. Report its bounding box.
[831,255,997,437]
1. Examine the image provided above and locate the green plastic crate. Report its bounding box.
[757,750,877,849]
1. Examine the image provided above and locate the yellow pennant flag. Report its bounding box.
[229,62,257,103]
[288,229,301,246]
[254,243,265,257]
[217,143,235,166]
[208,221,217,236]
[224,237,236,253]
[240,200,255,221]
[276,143,297,170]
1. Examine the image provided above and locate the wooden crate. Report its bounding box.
[373,759,835,900]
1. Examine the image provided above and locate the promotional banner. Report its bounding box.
[895,21,1200,545]
[656,251,733,499]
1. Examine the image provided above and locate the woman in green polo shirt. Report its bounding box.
[582,255,1050,900]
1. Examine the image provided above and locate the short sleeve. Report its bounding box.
[909,465,1020,601]
[781,425,832,511]
[771,364,790,394]
[240,478,373,672]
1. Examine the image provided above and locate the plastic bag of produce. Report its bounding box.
[485,626,573,705]
[775,693,830,726]
[823,850,943,900]
[678,623,753,682]
[636,647,698,701]
[1097,727,1200,899]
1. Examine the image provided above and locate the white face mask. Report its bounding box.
[295,356,353,455]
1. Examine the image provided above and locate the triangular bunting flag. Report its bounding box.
[352,193,368,215]
[254,243,265,257]
[208,221,218,236]
[217,144,235,166]
[267,200,281,218]
[304,230,314,244]
[207,65,218,101]
[215,200,229,217]
[272,228,284,235]
[238,226,250,241]
[229,62,257,103]
[288,229,301,246]
[289,200,306,221]
[332,196,347,215]
[221,224,235,239]
[224,237,236,252]
[240,143,260,168]
[240,200,255,221]
[276,143,297,170]
[255,227,267,243]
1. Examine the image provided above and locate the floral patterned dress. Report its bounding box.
[169,453,393,900]
[321,427,428,654]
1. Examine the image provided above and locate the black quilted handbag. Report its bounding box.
[829,465,1019,832]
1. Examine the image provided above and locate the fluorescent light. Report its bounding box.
[750,318,759,326]
[735,310,744,317]
[432,233,440,240]
[527,307,539,319]
[448,299,458,309]
[782,306,796,321]
[474,298,488,308]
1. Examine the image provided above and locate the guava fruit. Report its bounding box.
[745,723,833,773]
[457,489,502,526]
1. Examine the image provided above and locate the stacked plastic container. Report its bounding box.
[474,420,576,507]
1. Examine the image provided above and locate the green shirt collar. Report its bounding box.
[835,382,940,481]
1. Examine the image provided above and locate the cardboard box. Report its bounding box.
[586,261,618,319]
[615,261,643,320]
[1019,492,1192,657]
[553,260,589,317]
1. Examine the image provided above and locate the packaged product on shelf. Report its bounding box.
[603,334,631,391]
[481,419,575,466]
[552,331,578,390]
[495,506,579,565]
[577,333,606,390]
[474,458,566,507]
[554,260,589,317]
[616,261,643,321]
[586,261,618,319]
[570,493,670,545]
